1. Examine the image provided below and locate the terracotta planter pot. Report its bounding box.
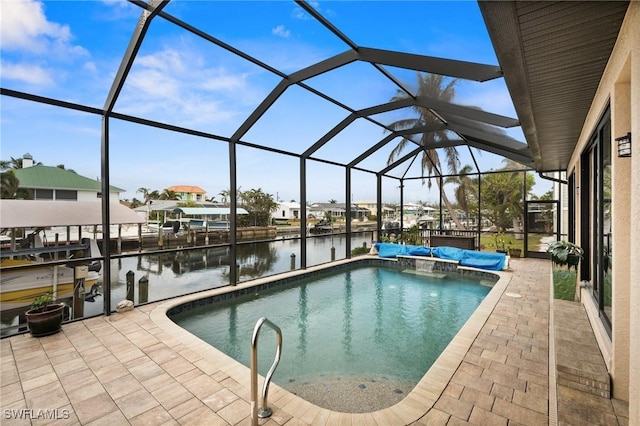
[25,303,65,337]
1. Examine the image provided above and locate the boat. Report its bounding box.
[416,215,438,229]
[0,200,144,311]
[188,219,230,230]
[0,230,102,310]
[381,220,401,237]
[309,219,333,234]
[0,258,100,310]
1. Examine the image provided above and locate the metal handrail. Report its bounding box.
[250,317,282,426]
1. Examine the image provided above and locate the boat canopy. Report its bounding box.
[0,200,144,228]
[171,207,249,216]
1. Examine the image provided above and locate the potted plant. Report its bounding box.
[491,230,508,253]
[546,240,584,270]
[506,240,522,258]
[25,291,66,337]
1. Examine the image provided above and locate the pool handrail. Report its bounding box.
[250,317,283,425]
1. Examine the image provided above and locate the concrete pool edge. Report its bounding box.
[149,255,512,425]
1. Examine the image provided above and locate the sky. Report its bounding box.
[0,0,551,205]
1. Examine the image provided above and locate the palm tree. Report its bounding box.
[56,164,77,174]
[445,164,475,229]
[238,188,277,226]
[0,170,20,199]
[137,187,152,204]
[219,187,242,205]
[219,189,230,205]
[0,156,42,170]
[386,73,464,229]
[159,189,179,200]
[480,159,532,230]
[129,198,144,209]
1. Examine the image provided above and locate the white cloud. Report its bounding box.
[292,1,334,20]
[0,0,89,88]
[201,70,247,92]
[130,48,249,97]
[137,49,186,74]
[272,25,291,38]
[0,0,74,54]
[128,68,181,100]
[118,47,250,128]
[83,61,97,73]
[0,61,53,85]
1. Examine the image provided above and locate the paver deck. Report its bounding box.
[0,258,628,425]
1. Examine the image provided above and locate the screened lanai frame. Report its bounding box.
[1,0,540,316]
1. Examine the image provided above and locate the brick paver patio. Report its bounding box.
[0,258,628,425]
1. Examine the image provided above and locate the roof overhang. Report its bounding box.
[0,200,144,228]
[172,207,249,215]
[478,1,629,171]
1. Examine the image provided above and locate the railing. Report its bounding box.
[421,228,479,250]
[250,317,283,426]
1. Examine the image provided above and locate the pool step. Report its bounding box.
[403,269,447,279]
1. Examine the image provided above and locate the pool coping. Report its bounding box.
[149,255,512,424]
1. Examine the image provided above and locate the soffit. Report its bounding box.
[479,1,629,172]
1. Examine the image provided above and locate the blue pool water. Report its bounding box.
[171,266,492,411]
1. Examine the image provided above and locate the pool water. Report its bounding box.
[171,266,491,411]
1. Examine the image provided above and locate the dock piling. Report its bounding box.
[139,276,149,304]
[126,270,135,302]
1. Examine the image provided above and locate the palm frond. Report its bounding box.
[387,138,411,165]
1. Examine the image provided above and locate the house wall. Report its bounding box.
[179,192,204,202]
[272,203,301,220]
[77,191,120,203]
[567,3,638,418]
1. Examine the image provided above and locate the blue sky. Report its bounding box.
[0,0,550,204]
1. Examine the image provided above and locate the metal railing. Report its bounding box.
[250,317,283,426]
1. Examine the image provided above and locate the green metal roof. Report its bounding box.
[13,165,123,192]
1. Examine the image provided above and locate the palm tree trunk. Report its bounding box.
[434,174,465,230]
[441,189,465,230]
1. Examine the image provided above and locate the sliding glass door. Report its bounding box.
[581,106,612,335]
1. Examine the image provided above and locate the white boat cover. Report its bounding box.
[172,207,249,215]
[0,200,144,228]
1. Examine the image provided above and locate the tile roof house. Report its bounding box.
[165,185,207,202]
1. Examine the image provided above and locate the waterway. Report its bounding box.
[1,232,373,336]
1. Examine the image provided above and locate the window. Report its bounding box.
[56,190,77,200]
[35,189,53,200]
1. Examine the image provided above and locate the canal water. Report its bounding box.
[92,232,373,317]
[1,232,373,335]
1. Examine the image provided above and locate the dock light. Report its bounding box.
[616,132,631,157]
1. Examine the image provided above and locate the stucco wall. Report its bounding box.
[567,2,638,420]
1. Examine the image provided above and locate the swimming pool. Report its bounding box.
[170,262,494,412]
